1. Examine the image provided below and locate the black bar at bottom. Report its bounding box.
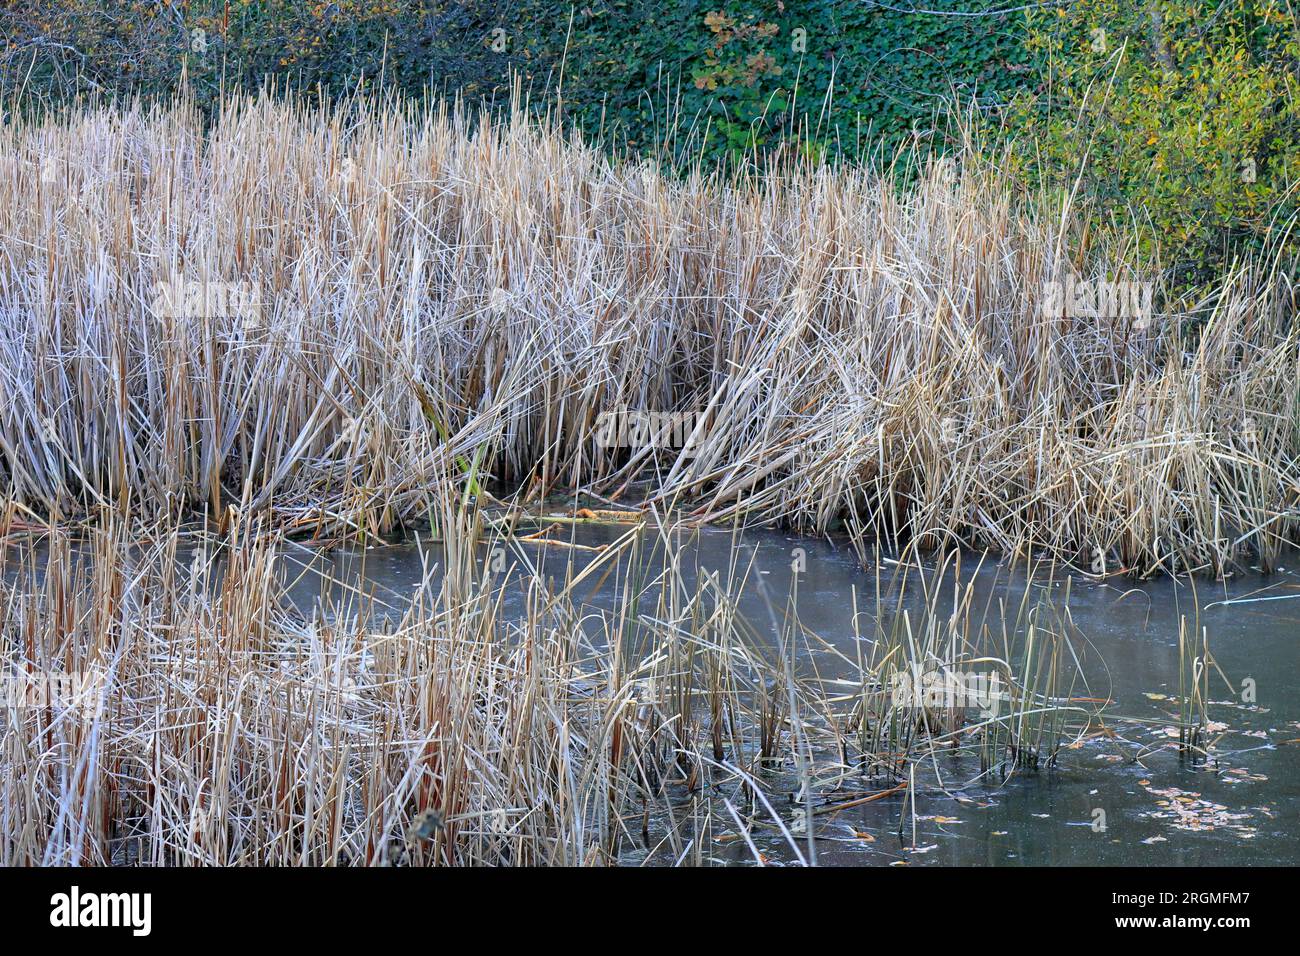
[0,865,1283,942]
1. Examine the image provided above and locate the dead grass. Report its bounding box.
[0,94,1296,577]
[0,488,1111,866]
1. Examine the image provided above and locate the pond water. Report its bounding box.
[274,516,1300,867]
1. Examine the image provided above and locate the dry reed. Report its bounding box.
[0,482,1109,866]
[0,93,1295,576]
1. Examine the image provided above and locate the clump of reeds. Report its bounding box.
[839,549,1101,787]
[0,490,821,865]
[0,493,1106,865]
[1177,616,1212,763]
[0,94,1295,574]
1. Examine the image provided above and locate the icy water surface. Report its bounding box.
[276,519,1299,867]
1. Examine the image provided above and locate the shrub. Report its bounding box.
[1009,0,1300,286]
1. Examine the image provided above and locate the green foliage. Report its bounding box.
[2,1,1030,166]
[553,1,1033,166]
[1,2,536,110]
[1010,0,1300,284]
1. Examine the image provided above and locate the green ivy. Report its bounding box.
[3,1,1031,167]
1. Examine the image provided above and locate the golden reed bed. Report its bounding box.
[0,95,1296,575]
